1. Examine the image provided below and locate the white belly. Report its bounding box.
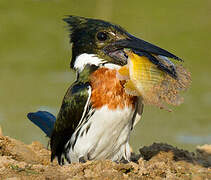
[67,105,136,163]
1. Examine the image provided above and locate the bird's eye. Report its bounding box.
[96,32,108,41]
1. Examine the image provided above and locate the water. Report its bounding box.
[1,0,211,152]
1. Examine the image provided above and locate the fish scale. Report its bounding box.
[118,50,191,109]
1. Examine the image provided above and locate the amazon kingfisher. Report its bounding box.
[28,16,182,165]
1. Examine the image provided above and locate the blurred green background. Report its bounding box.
[0,0,210,152]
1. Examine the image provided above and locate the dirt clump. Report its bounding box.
[0,134,210,180]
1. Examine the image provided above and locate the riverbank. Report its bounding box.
[0,130,210,179]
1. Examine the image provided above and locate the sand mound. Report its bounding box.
[0,134,210,180]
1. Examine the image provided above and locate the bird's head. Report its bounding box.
[64,16,182,78]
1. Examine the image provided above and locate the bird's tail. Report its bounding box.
[27,111,56,137]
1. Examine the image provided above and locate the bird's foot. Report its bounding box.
[79,156,86,163]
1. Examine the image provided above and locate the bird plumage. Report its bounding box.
[27,15,183,165]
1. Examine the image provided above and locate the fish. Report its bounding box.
[117,50,191,110]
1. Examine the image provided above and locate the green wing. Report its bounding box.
[50,81,90,163]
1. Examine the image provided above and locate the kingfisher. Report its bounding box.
[28,15,182,165]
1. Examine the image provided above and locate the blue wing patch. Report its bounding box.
[27,111,56,137]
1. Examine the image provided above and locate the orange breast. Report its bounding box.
[90,68,136,110]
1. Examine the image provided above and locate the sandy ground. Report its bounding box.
[0,129,210,180]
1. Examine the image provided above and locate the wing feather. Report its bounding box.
[50,82,91,163]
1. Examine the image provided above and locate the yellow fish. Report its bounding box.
[118,50,191,109]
